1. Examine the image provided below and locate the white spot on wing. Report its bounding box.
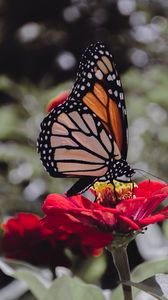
[120,93,124,100]
[95,70,103,80]
[114,90,118,97]
[107,74,113,81]
[117,80,121,86]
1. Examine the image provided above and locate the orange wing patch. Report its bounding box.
[109,99,123,153]
[83,55,123,154]
[94,83,108,106]
[83,84,123,155]
[83,92,107,124]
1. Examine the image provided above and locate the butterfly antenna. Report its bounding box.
[134,168,168,184]
[134,169,149,180]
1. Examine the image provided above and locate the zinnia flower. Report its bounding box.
[1,213,70,267]
[42,194,113,254]
[42,180,168,248]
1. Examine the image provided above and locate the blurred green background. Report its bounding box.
[0,0,168,299]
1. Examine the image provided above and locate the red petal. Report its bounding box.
[117,215,141,231]
[3,213,41,236]
[138,214,167,225]
[46,91,69,113]
[43,194,95,212]
[140,194,168,217]
[116,197,146,219]
[42,194,116,249]
[134,180,167,198]
[158,205,168,215]
[81,229,113,249]
[43,194,117,229]
[138,205,168,226]
[117,192,168,221]
[92,248,103,256]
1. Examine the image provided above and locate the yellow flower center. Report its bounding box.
[92,180,136,207]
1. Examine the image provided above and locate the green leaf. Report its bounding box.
[0,258,50,300]
[75,253,107,283]
[132,259,168,281]
[0,259,105,300]
[123,274,168,300]
[44,276,105,300]
[110,259,168,300]
[162,220,168,240]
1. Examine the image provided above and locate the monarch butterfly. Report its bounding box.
[38,42,135,196]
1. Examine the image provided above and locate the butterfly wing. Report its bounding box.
[38,102,113,184]
[71,42,128,159]
[38,42,131,195]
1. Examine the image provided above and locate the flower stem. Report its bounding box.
[51,266,56,279]
[108,245,132,300]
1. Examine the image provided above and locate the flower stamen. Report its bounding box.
[92,180,136,207]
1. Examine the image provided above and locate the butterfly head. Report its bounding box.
[126,166,135,178]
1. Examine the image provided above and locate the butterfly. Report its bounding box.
[37,42,135,196]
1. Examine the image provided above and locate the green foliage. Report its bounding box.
[44,276,105,300]
[111,258,168,300]
[162,220,168,240]
[0,258,105,300]
[2,257,168,300]
[0,258,50,300]
[123,66,168,180]
[74,253,107,283]
[0,78,72,215]
[123,274,168,300]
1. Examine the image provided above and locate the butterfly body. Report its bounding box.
[38,42,135,196]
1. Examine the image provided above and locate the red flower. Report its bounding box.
[47,91,69,112]
[43,195,114,251]
[115,180,168,232]
[42,180,168,248]
[1,213,70,267]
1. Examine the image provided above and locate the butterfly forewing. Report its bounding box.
[69,42,128,159]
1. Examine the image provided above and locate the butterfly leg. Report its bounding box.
[111,180,120,203]
[66,176,97,197]
[130,178,135,198]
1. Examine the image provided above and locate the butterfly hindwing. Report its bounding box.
[38,101,113,179]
